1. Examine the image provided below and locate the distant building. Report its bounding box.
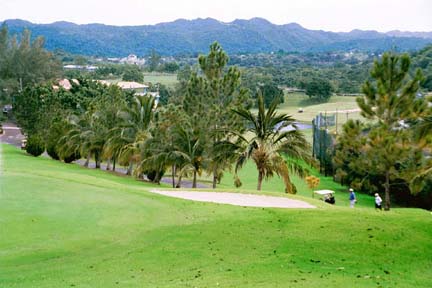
[115,81,149,95]
[53,79,79,90]
[63,65,98,71]
[119,54,146,65]
[107,57,120,63]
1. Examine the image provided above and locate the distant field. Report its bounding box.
[143,72,178,89]
[274,92,365,134]
[280,92,362,123]
[1,144,431,287]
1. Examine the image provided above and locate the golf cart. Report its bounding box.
[21,139,27,150]
[313,189,335,204]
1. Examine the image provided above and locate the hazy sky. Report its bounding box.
[0,0,431,32]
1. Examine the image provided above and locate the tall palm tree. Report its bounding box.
[232,93,313,193]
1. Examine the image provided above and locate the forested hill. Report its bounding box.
[2,18,432,56]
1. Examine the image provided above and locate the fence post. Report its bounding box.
[312,119,315,158]
[324,111,327,130]
[335,108,338,134]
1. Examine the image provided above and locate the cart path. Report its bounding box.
[149,189,316,209]
[0,122,25,147]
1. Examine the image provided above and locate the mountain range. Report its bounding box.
[2,18,432,57]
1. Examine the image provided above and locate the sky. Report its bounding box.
[0,0,431,32]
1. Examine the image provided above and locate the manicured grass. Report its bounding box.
[278,92,363,131]
[101,73,178,89]
[1,144,431,287]
[143,72,178,89]
[215,159,375,209]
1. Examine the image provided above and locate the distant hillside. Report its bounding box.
[1,18,431,56]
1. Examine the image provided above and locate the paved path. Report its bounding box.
[75,159,208,189]
[0,122,25,147]
[150,189,316,209]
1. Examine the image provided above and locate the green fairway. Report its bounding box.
[278,92,363,129]
[143,72,178,89]
[1,144,431,287]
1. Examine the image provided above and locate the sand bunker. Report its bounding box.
[150,190,316,209]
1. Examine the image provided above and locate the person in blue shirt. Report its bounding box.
[349,188,356,208]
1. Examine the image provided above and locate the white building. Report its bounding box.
[120,54,146,65]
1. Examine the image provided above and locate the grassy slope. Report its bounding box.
[199,92,367,207]
[216,160,375,209]
[1,144,431,287]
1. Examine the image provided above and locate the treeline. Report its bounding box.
[62,50,179,82]
[4,18,431,56]
[237,48,432,96]
[14,43,313,192]
[0,25,62,104]
[61,45,432,104]
[412,44,432,91]
[332,53,432,210]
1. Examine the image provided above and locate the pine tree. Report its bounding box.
[356,53,426,210]
[183,42,250,188]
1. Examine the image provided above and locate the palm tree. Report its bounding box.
[103,127,129,171]
[136,134,184,185]
[57,113,92,165]
[109,95,155,175]
[171,124,206,188]
[59,108,110,169]
[231,93,313,193]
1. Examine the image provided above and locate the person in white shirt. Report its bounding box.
[374,193,383,210]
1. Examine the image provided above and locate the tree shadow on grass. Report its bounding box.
[297,97,329,107]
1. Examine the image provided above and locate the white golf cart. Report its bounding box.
[313,189,335,204]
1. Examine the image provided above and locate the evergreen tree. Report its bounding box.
[182,42,250,188]
[148,49,161,72]
[355,53,427,210]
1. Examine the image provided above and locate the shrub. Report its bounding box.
[145,169,165,183]
[26,135,45,156]
[46,144,60,160]
[63,151,81,163]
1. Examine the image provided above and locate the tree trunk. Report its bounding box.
[257,170,263,191]
[112,158,116,171]
[95,151,101,169]
[155,170,160,184]
[192,170,197,188]
[106,158,111,171]
[84,152,91,167]
[176,174,182,188]
[172,164,176,188]
[284,173,294,194]
[126,162,133,175]
[384,170,391,211]
[212,166,217,189]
